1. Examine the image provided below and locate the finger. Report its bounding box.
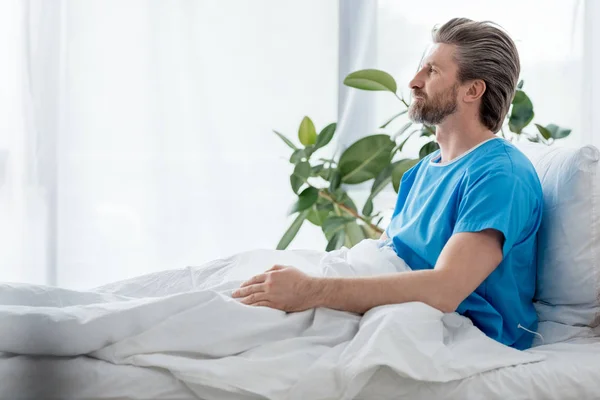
[266,265,285,272]
[240,274,267,288]
[232,283,266,298]
[240,292,269,305]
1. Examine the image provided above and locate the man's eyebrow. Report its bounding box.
[417,60,441,71]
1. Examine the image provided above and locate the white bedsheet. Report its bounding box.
[1,340,598,400]
[0,353,195,399]
[0,239,545,400]
[359,338,600,399]
[1,339,598,399]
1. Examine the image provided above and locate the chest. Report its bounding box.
[401,168,464,223]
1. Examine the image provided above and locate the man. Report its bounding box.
[233,18,543,350]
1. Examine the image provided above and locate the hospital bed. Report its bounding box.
[1,143,599,399]
[2,337,599,399]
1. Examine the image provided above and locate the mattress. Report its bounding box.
[1,339,599,400]
[0,353,196,399]
[359,338,600,399]
[0,353,268,400]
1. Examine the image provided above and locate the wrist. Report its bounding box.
[308,277,328,308]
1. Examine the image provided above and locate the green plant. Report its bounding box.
[274,69,571,251]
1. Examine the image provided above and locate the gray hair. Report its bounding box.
[432,18,520,133]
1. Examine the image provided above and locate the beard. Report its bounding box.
[408,83,459,125]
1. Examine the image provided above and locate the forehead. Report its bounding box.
[421,43,457,70]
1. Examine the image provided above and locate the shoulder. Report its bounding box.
[465,139,542,192]
[470,139,530,171]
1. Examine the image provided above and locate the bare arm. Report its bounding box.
[311,229,503,314]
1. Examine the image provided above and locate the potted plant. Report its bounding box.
[274,69,571,251]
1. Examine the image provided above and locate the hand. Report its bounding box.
[232,265,320,312]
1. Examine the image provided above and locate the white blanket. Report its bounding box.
[0,239,544,399]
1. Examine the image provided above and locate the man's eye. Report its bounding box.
[429,67,435,74]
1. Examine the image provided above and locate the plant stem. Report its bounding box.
[319,158,338,165]
[318,190,384,235]
[395,92,410,109]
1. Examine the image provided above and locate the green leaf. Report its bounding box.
[517,79,524,89]
[290,176,303,194]
[392,159,419,192]
[294,161,311,180]
[391,122,413,141]
[371,162,396,195]
[343,196,358,213]
[361,160,404,216]
[306,204,331,226]
[276,209,309,250]
[394,129,420,153]
[360,223,379,240]
[315,199,334,211]
[545,123,572,139]
[290,149,306,164]
[290,161,311,194]
[311,164,325,175]
[333,188,358,212]
[339,134,395,184]
[317,167,334,180]
[343,69,398,93]
[273,130,298,150]
[298,116,317,146]
[314,123,336,151]
[326,230,345,251]
[419,141,440,158]
[329,170,342,191]
[379,110,408,129]
[362,198,374,216]
[508,90,534,134]
[304,145,316,159]
[344,221,366,248]
[288,187,319,215]
[322,215,355,238]
[420,125,436,137]
[534,124,552,141]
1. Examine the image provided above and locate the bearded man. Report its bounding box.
[233,18,543,350]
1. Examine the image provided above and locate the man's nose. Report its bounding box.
[409,74,424,91]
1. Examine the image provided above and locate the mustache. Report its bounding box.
[412,90,426,99]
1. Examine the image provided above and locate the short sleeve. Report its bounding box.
[453,172,538,257]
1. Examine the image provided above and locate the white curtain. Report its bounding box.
[336,0,377,151]
[0,1,54,285]
[1,0,594,289]
[2,0,339,289]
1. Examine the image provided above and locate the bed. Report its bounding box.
[1,143,598,400]
[0,353,195,399]
[361,337,600,399]
[1,337,598,399]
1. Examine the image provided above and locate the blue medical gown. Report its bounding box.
[385,138,543,350]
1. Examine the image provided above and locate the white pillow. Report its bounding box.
[515,142,600,332]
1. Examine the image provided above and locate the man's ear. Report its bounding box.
[464,79,486,103]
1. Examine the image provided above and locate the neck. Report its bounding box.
[434,114,496,163]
